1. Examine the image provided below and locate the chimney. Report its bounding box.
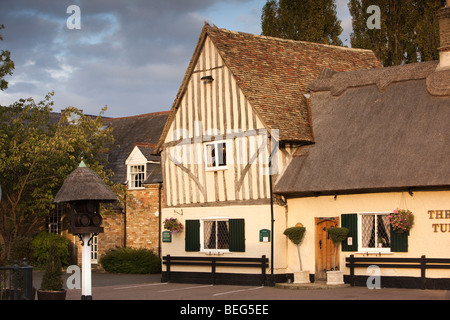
[437,1,450,70]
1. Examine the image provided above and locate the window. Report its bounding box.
[185,218,245,253]
[202,219,230,252]
[91,235,98,264]
[359,213,391,252]
[204,141,227,171]
[129,164,145,189]
[341,213,409,253]
[46,204,63,234]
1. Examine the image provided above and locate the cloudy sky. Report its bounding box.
[0,0,353,118]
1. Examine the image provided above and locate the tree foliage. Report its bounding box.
[261,0,343,46]
[0,93,115,260]
[0,24,15,91]
[349,0,441,66]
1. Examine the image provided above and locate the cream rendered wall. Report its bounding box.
[285,190,450,279]
[161,203,288,275]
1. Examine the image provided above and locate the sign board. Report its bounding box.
[162,231,172,243]
[259,229,270,242]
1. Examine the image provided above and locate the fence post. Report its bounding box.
[349,255,355,287]
[211,258,216,285]
[21,258,34,300]
[261,255,267,286]
[420,255,426,290]
[165,255,171,282]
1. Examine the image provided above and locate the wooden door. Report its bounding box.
[315,218,339,281]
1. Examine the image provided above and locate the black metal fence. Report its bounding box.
[0,258,34,300]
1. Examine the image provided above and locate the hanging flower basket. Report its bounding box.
[164,217,184,234]
[388,209,414,233]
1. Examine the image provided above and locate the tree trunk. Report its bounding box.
[297,244,303,271]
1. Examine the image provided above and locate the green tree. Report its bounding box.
[261,0,343,46]
[349,0,441,66]
[0,93,115,260]
[0,24,15,91]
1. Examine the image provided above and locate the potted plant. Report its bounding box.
[163,217,184,234]
[283,224,309,284]
[388,209,414,233]
[326,227,349,285]
[37,242,66,300]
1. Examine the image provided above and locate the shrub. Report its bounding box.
[40,242,64,291]
[283,227,306,245]
[32,232,71,268]
[327,227,349,244]
[100,247,161,274]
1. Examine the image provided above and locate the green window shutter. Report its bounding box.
[185,220,200,252]
[341,214,358,251]
[229,219,245,252]
[390,228,408,252]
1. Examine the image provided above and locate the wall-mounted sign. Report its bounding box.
[162,231,172,243]
[260,229,270,242]
[428,210,450,233]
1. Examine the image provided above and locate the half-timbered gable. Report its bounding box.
[156,23,382,208]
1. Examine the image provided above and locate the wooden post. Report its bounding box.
[349,255,355,287]
[81,234,92,300]
[211,258,216,285]
[421,255,427,290]
[166,255,171,282]
[262,255,267,286]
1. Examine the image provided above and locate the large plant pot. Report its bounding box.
[326,271,345,285]
[294,271,310,284]
[37,290,67,300]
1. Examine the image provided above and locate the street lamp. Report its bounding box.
[54,161,118,300]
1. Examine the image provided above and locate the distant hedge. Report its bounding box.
[100,247,161,274]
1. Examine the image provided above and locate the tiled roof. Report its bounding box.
[206,25,382,142]
[157,24,382,149]
[104,112,169,184]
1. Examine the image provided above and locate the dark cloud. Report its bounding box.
[0,0,265,116]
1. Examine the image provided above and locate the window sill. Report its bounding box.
[205,166,228,172]
[200,250,230,255]
[354,251,394,255]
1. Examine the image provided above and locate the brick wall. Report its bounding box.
[124,183,163,255]
[71,183,164,268]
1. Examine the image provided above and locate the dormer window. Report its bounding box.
[129,164,146,189]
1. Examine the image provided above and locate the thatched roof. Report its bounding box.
[274,61,450,197]
[156,23,381,151]
[54,162,118,204]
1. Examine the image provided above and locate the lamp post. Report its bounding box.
[54,161,118,300]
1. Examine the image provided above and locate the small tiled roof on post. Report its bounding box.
[156,23,382,151]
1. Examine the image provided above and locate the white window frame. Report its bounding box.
[204,140,228,171]
[128,164,146,189]
[200,217,230,254]
[91,235,98,264]
[357,212,392,253]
